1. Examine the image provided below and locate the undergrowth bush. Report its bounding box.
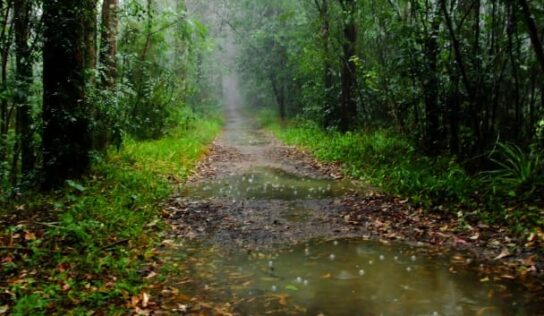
[267,120,474,205]
[482,143,544,199]
[265,117,543,232]
[0,115,221,315]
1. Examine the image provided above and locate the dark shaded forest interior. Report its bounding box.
[0,0,543,314]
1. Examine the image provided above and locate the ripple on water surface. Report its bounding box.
[167,239,543,316]
[182,166,366,200]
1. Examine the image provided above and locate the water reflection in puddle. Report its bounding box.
[173,151,543,315]
[167,239,541,316]
[183,166,365,200]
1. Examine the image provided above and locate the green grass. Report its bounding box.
[262,113,543,233]
[0,115,222,315]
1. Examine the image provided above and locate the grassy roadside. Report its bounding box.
[260,111,543,234]
[0,115,221,315]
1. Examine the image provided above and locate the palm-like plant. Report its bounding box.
[483,143,543,198]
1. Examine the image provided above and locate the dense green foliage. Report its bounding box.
[232,0,544,231]
[0,0,217,193]
[1,0,224,313]
[0,0,543,311]
[231,0,544,157]
[1,116,221,314]
[264,113,543,232]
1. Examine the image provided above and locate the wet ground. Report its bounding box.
[165,101,371,249]
[158,239,542,316]
[158,98,544,314]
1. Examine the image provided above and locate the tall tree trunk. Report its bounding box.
[423,6,441,154]
[84,0,97,82]
[338,0,358,132]
[175,0,187,96]
[269,73,286,120]
[440,0,483,153]
[133,0,153,114]
[93,0,118,151]
[315,0,334,128]
[13,0,34,179]
[99,0,118,88]
[518,0,544,75]
[42,0,90,188]
[448,78,460,156]
[0,0,12,170]
[508,2,522,141]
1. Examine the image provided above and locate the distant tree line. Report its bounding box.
[231,0,544,164]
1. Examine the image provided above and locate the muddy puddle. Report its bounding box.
[163,85,543,314]
[182,166,365,200]
[167,163,543,315]
[163,238,542,315]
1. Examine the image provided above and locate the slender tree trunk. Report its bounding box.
[508,2,522,141]
[440,0,474,100]
[99,0,118,88]
[0,0,12,169]
[269,73,286,120]
[84,0,97,82]
[440,0,483,153]
[279,83,286,120]
[42,0,90,188]
[175,0,187,96]
[338,0,358,132]
[93,0,118,151]
[13,0,34,179]
[448,78,460,156]
[315,0,335,128]
[134,0,153,113]
[423,6,441,154]
[518,0,544,75]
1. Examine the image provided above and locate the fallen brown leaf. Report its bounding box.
[141,292,150,308]
[494,249,511,260]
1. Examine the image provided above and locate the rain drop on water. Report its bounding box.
[329,254,336,261]
[359,269,365,276]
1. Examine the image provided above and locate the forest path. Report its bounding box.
[153,87,544,315]
[166,88,371,248]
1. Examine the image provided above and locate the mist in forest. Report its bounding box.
[186,0,245,112]
[219,27,243,112]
